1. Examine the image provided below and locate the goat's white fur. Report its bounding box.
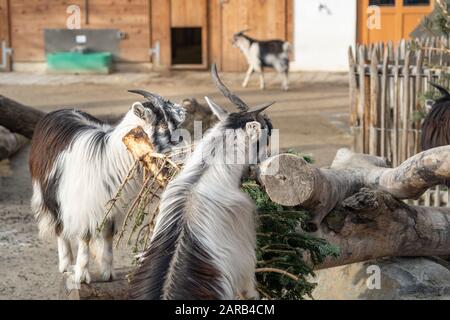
[32,104,166,284]
[145,101,261,299]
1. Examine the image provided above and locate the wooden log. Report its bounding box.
[0,95,46,139]
[0,94,124,139]
[122,126,180,186]
[0,125,27,160]
[260,147,450,211]
[318,188,450,268]
[258,148,450,268]
[59,268,130,300]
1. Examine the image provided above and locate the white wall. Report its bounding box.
[291,0,357,72]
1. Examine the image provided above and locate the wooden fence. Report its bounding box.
[348,37,450,207]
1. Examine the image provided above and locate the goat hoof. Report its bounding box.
[101,269,115,282]
[74,267,91,284]
[58,261,71,273]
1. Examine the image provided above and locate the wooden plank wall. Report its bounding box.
[208,0,222,70]
[9,0,150,62]
[171,0,208,69]
[4,0,293,70]
[151,0,170,67]
[87,0,150,62]
[171,0,206,27]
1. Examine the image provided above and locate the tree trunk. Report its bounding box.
[258,147,450,269]
[0,95,46,139]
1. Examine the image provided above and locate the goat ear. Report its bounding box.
[132,102,146,120]
[205,97,228,121]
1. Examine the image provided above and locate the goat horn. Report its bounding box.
[128,89,169,110]
[128,89,170,121]
[235,28,250,36]
[247,102,276,115]
[128,89,166,102]
[429,82,450,98]
[210,64,249,112]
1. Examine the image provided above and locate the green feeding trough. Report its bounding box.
[47,52,113,74]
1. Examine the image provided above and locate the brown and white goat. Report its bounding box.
[232,29,291,91]
[29,91,185,284]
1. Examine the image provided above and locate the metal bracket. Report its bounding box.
[149,41,161,68]
[0,41,13,70]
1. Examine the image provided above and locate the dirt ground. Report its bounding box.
[0,71,351,299]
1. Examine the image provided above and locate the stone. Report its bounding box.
[311,257,450,300]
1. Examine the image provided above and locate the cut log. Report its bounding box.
[0,95,46,139]
[259,147,450,226]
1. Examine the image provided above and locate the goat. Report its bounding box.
[421,82,450,151]
[232,29,291,91]
[129,64,275,300]
[29,91,185,284]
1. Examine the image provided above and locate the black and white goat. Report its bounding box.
[129,64,275,300]
[232,29,291,91]
[29,91,185,284]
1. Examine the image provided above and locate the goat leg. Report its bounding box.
[259,71,265,90]
[57,237,73,273]
[74,237,91,284]
[242,66,254,88]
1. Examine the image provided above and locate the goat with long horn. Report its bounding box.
[129,64,275,300]
[29,91,185,284]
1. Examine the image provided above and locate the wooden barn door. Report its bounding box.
[0,0,11,71]
[151,0,208,69]
[358,0,434,44]
[220,0,291,72]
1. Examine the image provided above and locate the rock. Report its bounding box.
[311,257,450,300]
